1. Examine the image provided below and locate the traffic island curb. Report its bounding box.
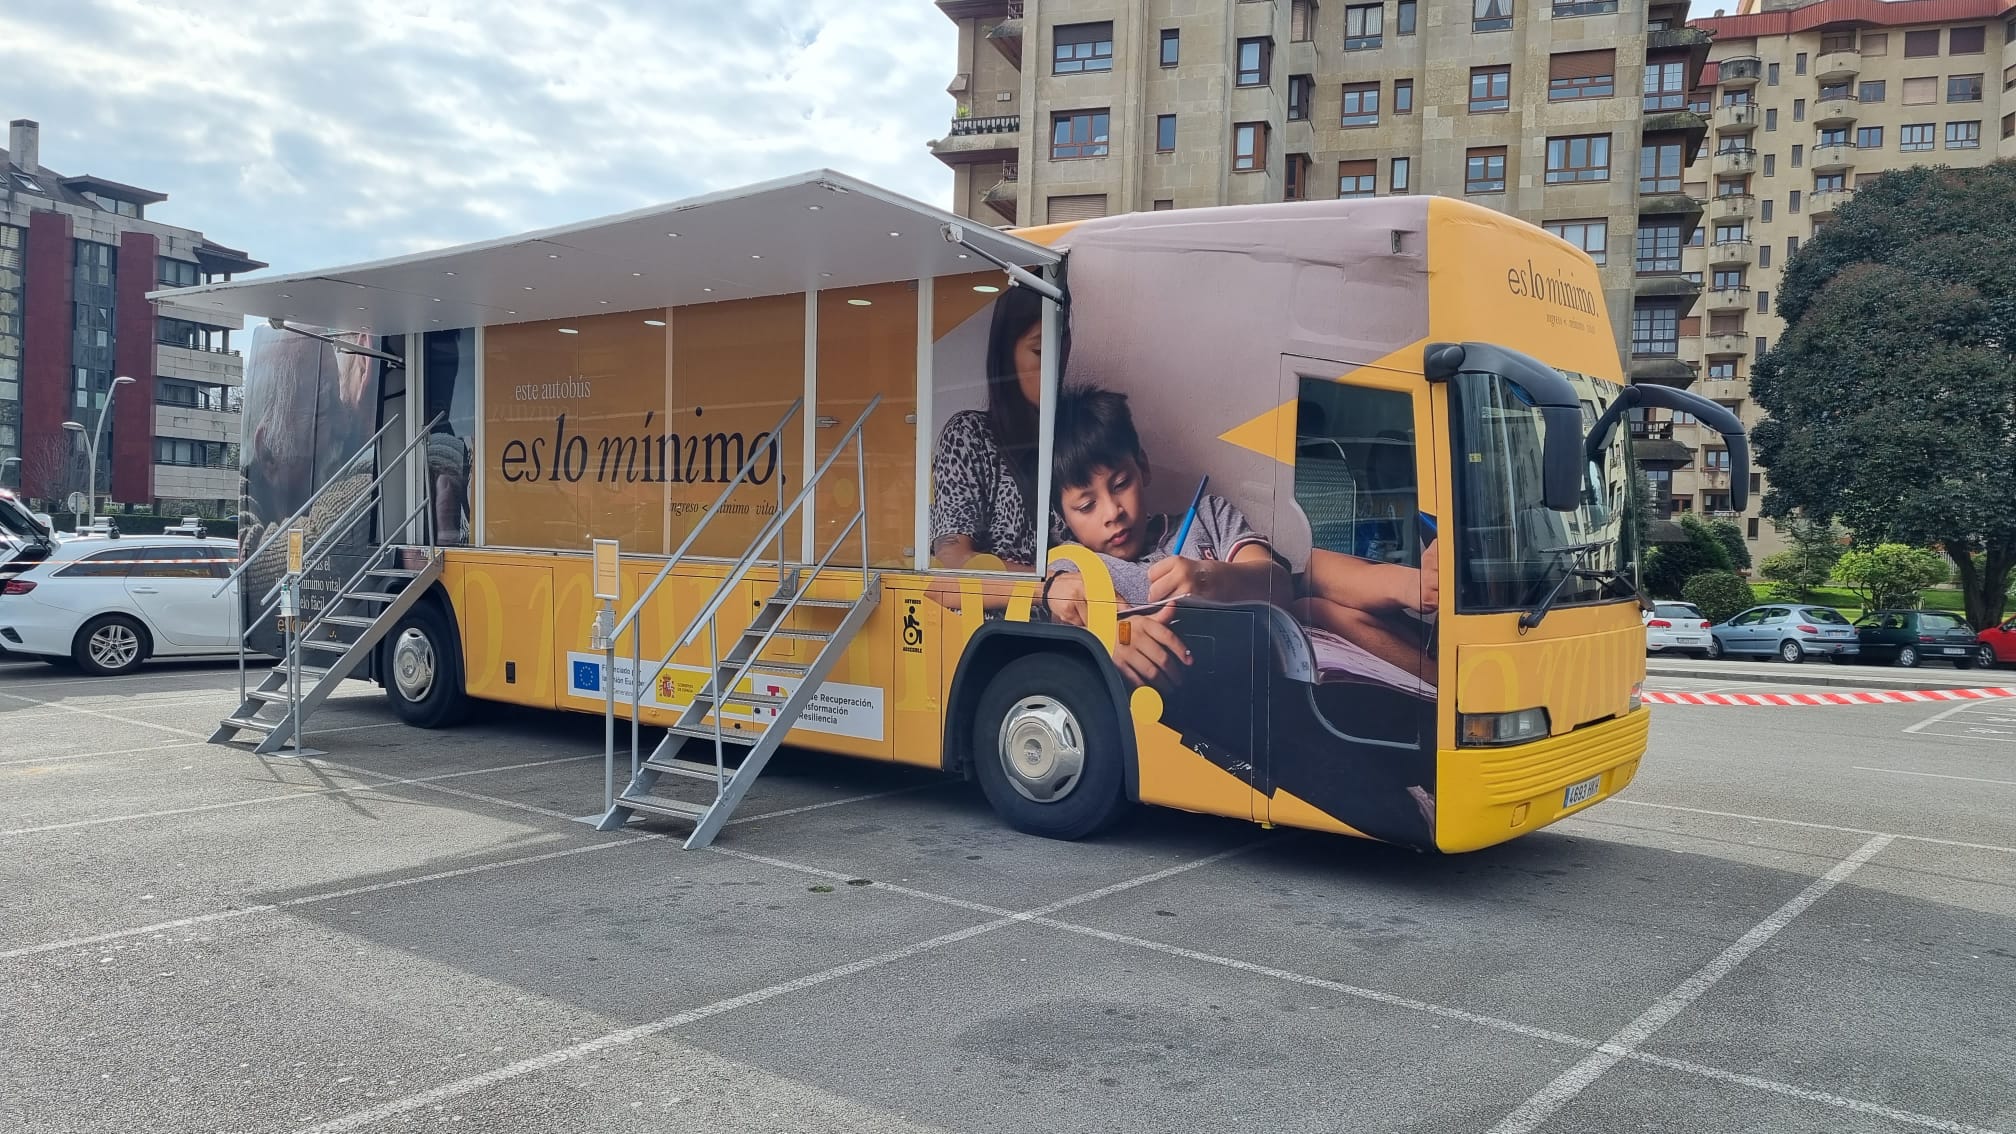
[1644,663,1998,692]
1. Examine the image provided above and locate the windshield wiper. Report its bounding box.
[1519,541,1612,631]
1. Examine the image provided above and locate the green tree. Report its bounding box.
[1835,544,1951,612]
[1704,517,1751,572]
[1757,517,1845,601]
[1681,570,1755,624]
[1644,513,1733,597]
[1755,161,2016,630]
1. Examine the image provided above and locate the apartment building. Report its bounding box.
[1,117,263,517]
[1647,0,2016,550]
[930,0,1723,526]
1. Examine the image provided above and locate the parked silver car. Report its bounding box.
[1709,604,1860,663]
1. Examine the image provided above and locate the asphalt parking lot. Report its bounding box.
[3,654,2013,1133]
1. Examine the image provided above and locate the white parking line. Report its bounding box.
[0,665,262,692]
[0,739,208,768]
[1905,702,1978,735]
[1482,834,1893,1134]
[1612,799,2016,857]
[1,753,596,836]
[285,843,1262,1134]
[0,691,208,738]
[1856,766,2016,788]
[1629,1052,2007,1134]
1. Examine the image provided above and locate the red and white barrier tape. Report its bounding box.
[1646,687,2016,707]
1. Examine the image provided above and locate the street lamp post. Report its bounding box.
[62,375,136,527]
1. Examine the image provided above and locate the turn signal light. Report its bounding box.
[1,580,35,595]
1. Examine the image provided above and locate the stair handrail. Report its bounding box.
[608,399,804,641]
[212,413,404,599]
[260,497,432,644]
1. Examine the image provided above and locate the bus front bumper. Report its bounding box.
[1434,708,1652,853]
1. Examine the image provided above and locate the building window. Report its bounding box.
[2005,113,2016,140]
[1548,50,1615,100]
[1814,174,1846,195]
[1793,98,1805,121]
[1818,82,1853,102]
[1767,62,1780,86]
[1787,235,1800,256]
[1292,0,1315,42]
[1637,223,1683,273]
[1792,144,1803,167]
[1545,134,1611,184]
[1544,219,1607,265]
[1474,0,1511,32]
[1469,66,1511,112]
[1553,0,1619,15]
[1818,127,1849,147]
[1466,147,1507,193]
[1764,154,1776,176]
[1761,199,1774,222]
[1394,79,1414,113]
[1766,108,1778,130]
[156,258,200,288]
[1759,244,1772,268]
[1047,195,1109,224]
[1707,360,1736,380]
[1644,60,1686,111]
[1390,156,1411,193]
[1152,199,1174,211]
[1338,159,1376,198]
[1233,122,1267,172]
[1795,52,1808,75]
[1156,115,1176,152]
[1712,269,1744,289]
[1632,307,1679,357]
[1288,75,1313,121]
[1946,120,1981,149]
[1340,82,1380,127]
[154,438,235,468]
[1948,74,1984,102]
[1236,37,1271,86]
[1286,153,1312,201]
[1901,123,1936,151]
[1860,80,1887,103]
[1904,29,1940,58]
[1716,178,1746,197]
[1054,22,1114,74]
[1160,28,1179,67]
[1789,189,1802,213]
[1051,110,1110,159]
[2008,63,2016,92]
[1713,223,1747,244]
[1949,25,1986,54]
[1863,32,1889,56]
[1397,0,1416,34]
[1756,290,1771,314]
[1856,125,1884,148]
[1344,3,1382,49]
[1639,140,1684,193]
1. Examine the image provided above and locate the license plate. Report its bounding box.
[1943,647,1965,655]
[1563,775,1602,808]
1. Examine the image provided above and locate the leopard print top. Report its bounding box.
[929,410,1038,565]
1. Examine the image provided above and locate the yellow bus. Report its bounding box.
[163,171,1747,854]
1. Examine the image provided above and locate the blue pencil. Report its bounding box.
[1172,476,1209,555]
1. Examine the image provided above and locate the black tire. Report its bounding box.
[971,652,1129,841]
[1976,644,1998,670]
[1779,639,1805,664]
[1896,645,1921,669]
[380,600,472,729]
[1706,637,1725,661]
[71,613,150,676]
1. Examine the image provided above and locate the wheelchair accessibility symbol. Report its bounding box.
[901,600,923,650]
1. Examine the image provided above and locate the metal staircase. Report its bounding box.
[593,396,883,848]
[210,413,444,756]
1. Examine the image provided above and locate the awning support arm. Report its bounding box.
[940,223,1064,303]
[265,318,407,367]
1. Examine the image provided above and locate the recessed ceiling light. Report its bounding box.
[889,232,900,237]
[356,307,366,312]
[808,204,822,211]
[632,272,642,277]
[598,300,609,305]
[957,253,968,259]
[522,285,535,291]
[750,254,762,260]
[702,287,713,292]
[973,285,1000,294]
[644,319,666,327]
[444,271,456,277]
[432,298,442,303]
[430,319,440,324]
[547,253,559,259]
[819,272,832,278]
[847,298,874,306]
[507,310,517,315]
[558,327,579,335]
[279,292,291,298]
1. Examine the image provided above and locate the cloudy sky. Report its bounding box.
[3,0,1720,276]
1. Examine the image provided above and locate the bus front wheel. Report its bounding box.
[972,653,1128,841]
[381,600,472,729]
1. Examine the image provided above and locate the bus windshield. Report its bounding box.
[1449,368,1629,614]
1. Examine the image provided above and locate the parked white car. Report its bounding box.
[0,535,241,675]
[1644,600,1714,657]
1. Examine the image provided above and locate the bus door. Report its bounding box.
[1267,356,1439,849]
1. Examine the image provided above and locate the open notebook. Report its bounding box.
[1123,595,1434,701]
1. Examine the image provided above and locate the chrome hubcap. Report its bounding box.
[89,624,139,670]
[997,696,1085,804]
[392,628,435,701]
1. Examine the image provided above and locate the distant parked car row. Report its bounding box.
[1647,601,2015,669]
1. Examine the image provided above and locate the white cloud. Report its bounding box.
[0,0,959,273]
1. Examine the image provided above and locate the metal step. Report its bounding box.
[665,720,764,740]
[218,715,279,733]
[642,756,733,782]
[300,638,352,654]
[717,689,786,707]
[367,567,422,579]
[743,626,832,641]
[717,658,811,677]
[323,615,377,629]
[612,794,710,822]
[248,689,291,705]
[345,591,403,603]
[771,596,853,609]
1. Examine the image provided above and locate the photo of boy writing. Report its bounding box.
[1038,385,1292,690]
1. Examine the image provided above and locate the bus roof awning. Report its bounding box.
[148,170,1060,337]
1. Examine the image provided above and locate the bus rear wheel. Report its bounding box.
[381,600,472,729]
[972,653,1128,841]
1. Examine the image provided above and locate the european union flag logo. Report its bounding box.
[573,660,601,693]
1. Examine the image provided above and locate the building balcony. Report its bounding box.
[1633,433,1698,469]
[1712,147,1759,176]
[1697,467,1732,491]
[1705,285,1751,313]
[1643,109,1709,151]
[1712,102,1760,134]
[1717,56,1763,88]
[929,114,1021,166]
[1638,191,1705,220]
[157,342,244,383]
[1708,193,1756,223]
[1648,27,1712,52]
[1634,274,1704,309]
[154,404,239,445]
[1709,239,1755,268]
[1699,377,1746,401]
[1629,357,1698,389]
[1705,331,1751,356]
[1811,186,1856,215]
[1814,49,1860,84]
[1811,143,1857,173]
[1814,96,1860,126]
[981,163,1019,223]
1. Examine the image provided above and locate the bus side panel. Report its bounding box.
[885,578,949,770]
[456,560,557,709]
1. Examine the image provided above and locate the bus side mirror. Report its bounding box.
[1586,385,1750,512]
[1541,404,1584,513]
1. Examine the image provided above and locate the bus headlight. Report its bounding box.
[1459,708,1551,747]
[1629,682,1645,711]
